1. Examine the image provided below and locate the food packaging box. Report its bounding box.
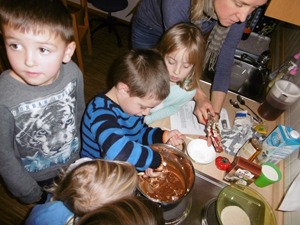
[256,125,300,165]
[223,156,262,186]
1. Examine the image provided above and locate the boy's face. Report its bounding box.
[2,25,75,86]
[164,48,193,84]
[117,83,162,116]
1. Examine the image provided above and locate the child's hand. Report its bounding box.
[143,168,161,178]
[164,130,185,146]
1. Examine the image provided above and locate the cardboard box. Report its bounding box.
[256,125,300,164]
[224,157,262,186]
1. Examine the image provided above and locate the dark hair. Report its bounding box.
[0,0,73,43]
[110,49,170,101]
[76,196,165,225]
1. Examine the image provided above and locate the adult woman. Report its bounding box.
[132,0,267,124]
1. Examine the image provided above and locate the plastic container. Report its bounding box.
[236,138,263,161]
[217,184,277,225]
[254,162,282,187]
[256,125,300,164]
[265,52,300,94]
[258,79,300,121]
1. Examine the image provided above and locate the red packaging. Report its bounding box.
[223,156,262,186]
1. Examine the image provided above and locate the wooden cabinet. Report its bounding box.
[265,0,300,26]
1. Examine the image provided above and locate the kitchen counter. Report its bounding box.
[150,80,284,225]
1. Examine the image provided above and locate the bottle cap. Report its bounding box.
[294,53,300,60]
[290,130,300,139]
[290,67,298,75]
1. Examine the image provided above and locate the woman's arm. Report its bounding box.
[211,22,245,93]
[193,22,245,123]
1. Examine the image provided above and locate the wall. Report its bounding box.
[271,22,300,225]
[69,0,139,22]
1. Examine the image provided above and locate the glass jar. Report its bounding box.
[236,138,263,162]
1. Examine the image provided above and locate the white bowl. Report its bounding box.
[186,139,216,164]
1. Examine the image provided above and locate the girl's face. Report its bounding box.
[214,0,268,27]
[164,48,194,84]
[3,25,75,86]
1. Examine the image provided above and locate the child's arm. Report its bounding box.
[75,68,86,121]
[144,100,190,125]
[162,129,185,146]
[144,85,195,124]
[81,103,162,171]
[0,106,43,204]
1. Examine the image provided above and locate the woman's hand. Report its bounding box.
[193,88,215,124]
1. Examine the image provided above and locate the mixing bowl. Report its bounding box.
[137,143,195,207]
[216,184,276,225]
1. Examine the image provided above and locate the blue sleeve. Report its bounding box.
[96,114,162,170]
[25,201,73,225]
[211,22,245,92]
[145,86,196,124]
[161,0,191,30]
[81,98,163,171]
[144,103,185,125]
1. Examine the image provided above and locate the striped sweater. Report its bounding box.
[80,93,163,171]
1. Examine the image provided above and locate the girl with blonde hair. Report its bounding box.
[25,159,137,225]
[144,23,206,124]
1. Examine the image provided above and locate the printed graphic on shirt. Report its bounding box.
[12,81,79,172]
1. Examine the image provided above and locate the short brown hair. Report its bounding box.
[110,49,170,101]
[0,0,74,43]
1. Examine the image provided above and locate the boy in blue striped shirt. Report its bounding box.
[81,49,184,176]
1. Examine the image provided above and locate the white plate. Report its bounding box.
[220,206,250,225]
[186,139,216,164]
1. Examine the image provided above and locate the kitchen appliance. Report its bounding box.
[202,33,271,103]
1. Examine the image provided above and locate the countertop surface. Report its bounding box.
[150,80,284,225]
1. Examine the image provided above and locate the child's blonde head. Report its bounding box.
[50,159,137,217]
[157,23,205,91]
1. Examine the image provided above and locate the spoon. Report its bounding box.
[237,95,263,123]
[229,99,245,111]
[229,99,260,123]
